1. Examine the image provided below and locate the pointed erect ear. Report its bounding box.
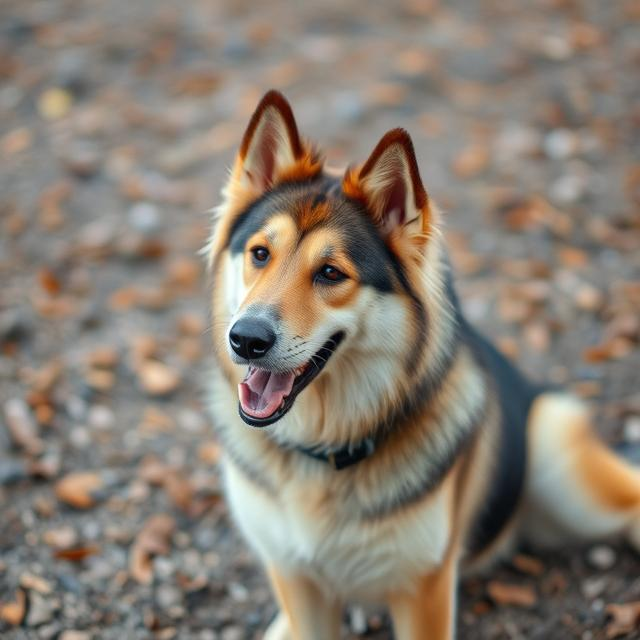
[343,129,429,236]
[237,90,305,191]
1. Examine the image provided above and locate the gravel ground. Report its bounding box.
[1,0,639,638]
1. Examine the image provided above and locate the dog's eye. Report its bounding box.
[251,246,270,266]
[316,265,347,284]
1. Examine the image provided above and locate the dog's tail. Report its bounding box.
[520,392,640,551]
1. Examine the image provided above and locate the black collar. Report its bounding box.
[289,436,377,470]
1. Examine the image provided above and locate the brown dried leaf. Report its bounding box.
[498,296,533,324]
[139,406,175,433]
[55,472,104,509]
[31,294,77,318]
[605,313,640,342]
[557,245,589,268]
[487,581,537,608]
[86,346,119,369]
[605,601,640,639]
[38,180,72,230]
[38,269,62,296]
[138,361,180,396]
[129,514,176,584]
[166,257,200,290]
[472,600,492,616]
[20,573,52,594]
[137,286,173,310]
[541,569,568,596]
[524,322,551,353]
[572,380,602,398]
[2,127,32,155]
[199,441,221,465]
[163,470,194,511]
[54,545,100,562]
[512,554,545,577]
[170,70,221,97]
[34,404,54,426]
[452,144,489,178]
[0,588,26,626]
[582,338,633,364]
[130,335,159,364]
[138,455,171,485]
[177,337,202,363]
[84,368,116,391]
[108,286,140,310]
[574,284,605,312]
[177,313,205,337]
[42,526,78,550]
[496,336,519,360]
[366,82,409,107]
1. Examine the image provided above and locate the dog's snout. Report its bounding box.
[229,318,276,360]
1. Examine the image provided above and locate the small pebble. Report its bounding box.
[36,621,62,639]
[87,405,115,431]
[156,584,182,609]
[69,426,91,449]
[220,626,243,640]
[128,202,160,234]
[228,582,249,602]
[587,545,616,570]
[153,556,175,580]
[25,592,56,626]
[38,88,73,120]
[42,525,78,549]
[549,174,587,204]
[623,416,640,443]
[59,631,92,640]
[543,129,579,160]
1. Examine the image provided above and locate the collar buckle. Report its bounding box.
[327,437,376,470]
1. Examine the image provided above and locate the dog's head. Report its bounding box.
[208,91,450,436]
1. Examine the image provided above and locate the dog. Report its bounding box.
[205,90,640,639]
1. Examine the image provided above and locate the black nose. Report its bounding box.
[229,318,276,360]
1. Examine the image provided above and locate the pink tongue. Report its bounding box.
[238,368,296,419]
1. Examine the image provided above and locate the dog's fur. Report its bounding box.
[206,91,640,639]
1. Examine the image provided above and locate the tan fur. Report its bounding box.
[207,91,640,639]
[388,551,457,640]
[267,568,341,640]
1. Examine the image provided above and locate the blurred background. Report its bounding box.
[1,0,639,638]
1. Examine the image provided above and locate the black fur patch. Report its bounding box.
[462,319,540,555]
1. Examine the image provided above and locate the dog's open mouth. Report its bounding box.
[237,332,344,427]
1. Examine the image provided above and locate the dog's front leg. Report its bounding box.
[265,566,342,640]
[387,555,457,640]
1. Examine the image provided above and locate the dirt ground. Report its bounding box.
[1,0,640,638]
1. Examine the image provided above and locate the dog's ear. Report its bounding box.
[236,90,318,192]
[343,129,429,238]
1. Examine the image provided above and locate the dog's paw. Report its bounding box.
[263,612,291,640]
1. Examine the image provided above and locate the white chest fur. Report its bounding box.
[223,457,451,601]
